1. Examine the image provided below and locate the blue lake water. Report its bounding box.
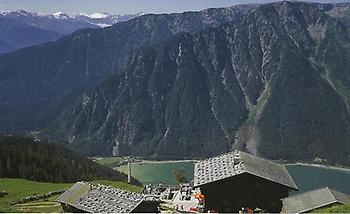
[286,164,350,195]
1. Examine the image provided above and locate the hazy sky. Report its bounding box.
[0,0,350,15]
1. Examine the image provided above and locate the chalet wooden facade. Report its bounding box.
[193,150,298,213]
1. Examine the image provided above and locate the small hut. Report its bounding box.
[281,187,350,213]
[56,182,161,213]
[193,150,298,213]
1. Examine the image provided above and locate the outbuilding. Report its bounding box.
[281,187,350,213]
[56,182,161,213]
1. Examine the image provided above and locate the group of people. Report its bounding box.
[143,183,167,195]
[179,183,193,201]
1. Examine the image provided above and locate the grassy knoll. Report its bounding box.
[0,178,142,213]
[314,204,350,213]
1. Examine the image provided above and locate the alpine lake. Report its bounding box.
[117,161,350,195]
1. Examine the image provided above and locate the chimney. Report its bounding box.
[233,152,241,165]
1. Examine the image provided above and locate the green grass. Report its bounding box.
[314,204,350,213]
[0,178,71,213]
[0,178,142,213]
[12,195,63,213]
[95,156,124,167]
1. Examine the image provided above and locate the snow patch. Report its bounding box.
[0,11,10,16]
[53,11,64,16]
[96,23,111,28]
[89,12,109,19]
[16,10,32,16]
[52,11,70,19]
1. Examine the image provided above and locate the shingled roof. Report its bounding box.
[193,150,298,190]
[56,182,159,213]
[282,187,350,213]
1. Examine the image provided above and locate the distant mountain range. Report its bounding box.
[0,2,350,165]
[0,10,141,53]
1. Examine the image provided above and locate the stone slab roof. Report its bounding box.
[193,150,298,190]
[282,187,350,213]
[56,182,159,213]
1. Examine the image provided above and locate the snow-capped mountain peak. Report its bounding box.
[88,12,109,19]
[52,11,70,19]
[0,9,142,29]
[15,9,33,16]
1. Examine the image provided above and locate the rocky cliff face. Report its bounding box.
[50,2,350,164]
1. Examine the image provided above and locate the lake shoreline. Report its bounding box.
[117,159,350,194]
[140,160,194,164]
[139,158,350,169]
[285,162,350,172]
[138,159,350,173]
[102,155,350,173]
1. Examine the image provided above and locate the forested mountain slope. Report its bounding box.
[49,2,350,165]
[0,135,140,184]
[0,5,253,132]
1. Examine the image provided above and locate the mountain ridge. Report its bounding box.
[0,9,141,53]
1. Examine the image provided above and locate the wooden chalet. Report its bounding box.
[193,150,298,213]
[56,182,161,213]
[281,187,350,213]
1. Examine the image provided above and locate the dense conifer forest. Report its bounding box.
[0,135,140,185]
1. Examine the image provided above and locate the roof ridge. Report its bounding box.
[238,151,298,190]
[238,150,284,167]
